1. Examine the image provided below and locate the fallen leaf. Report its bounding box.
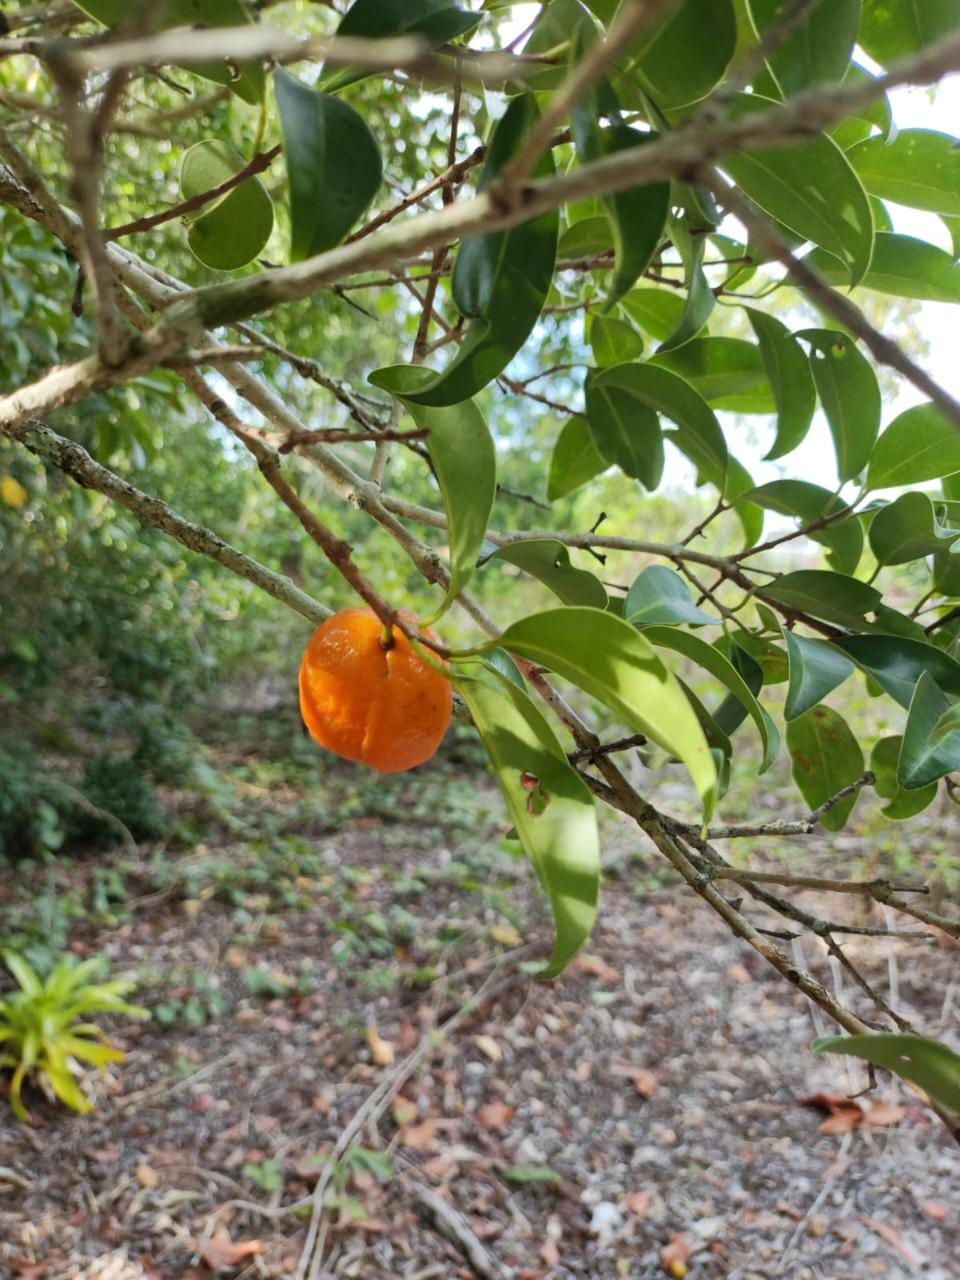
[540,1238,560,1266]
[367,1026,395,1067]
[136,1163,159,1189]
[422,1155,459,1179]
[861,1217,921,1268]
[477,1101,514,1131]
[923,1201,948,1221]
[575,954,619,983]
[392,1095,418,1125]
[474,1034,503,1063]
[801,1092,863,1134]
[491,923,521,946]
[660,1232,690,1278]
[631,1069,658,1100]
[862,1101,907,1128]
[90,1145,120,1164]
[728,963,751,984]
[623,1190,652,1217]
[574,1061,592,1083]
[401,1118,438,1149]
[199,1229,267,1272]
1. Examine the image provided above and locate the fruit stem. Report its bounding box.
[379,621,396,650]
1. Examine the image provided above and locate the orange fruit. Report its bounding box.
[299,607,452,773]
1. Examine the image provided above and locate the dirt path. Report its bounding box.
[0,807,958,1279]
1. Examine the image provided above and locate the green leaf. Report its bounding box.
[73,0,265,102]
[455,667,599,977]
[501,1164,563,1184]
[868,403,960,490]
[786,706,864,830]
[782,628,855,720]
[869,491,960,565]
[813,1033,960,1118]
[762,570,881,630]
[584,377,664,489]
[798,330,880,482]
[898,671,960,789]
[657,217,715,353]
[871,736,937,819]
[628,0,737,108]
[498,607,717,819]
[806,233,960,302]
[321,0,481,91]
[645,625,779,771]
[619,288,685,342]
[179,140,273,271]
[625,565,715,627]
[746,309,816,460]
[746,479,862,574]
[589,315,645,367]
[369,366,496,615]
[275,71,382,261]
[859,0,960,66]
[488,540,608,609]
[831,634,960,709]
[397,95,559,407]
[651,338,773,413]
[547,417,607,501]
[747,0,860,96]
[723,99,874,285]
[586,363,727,494]
[725,455,765,550]
[849,130,960,217]
[559,214,613,258]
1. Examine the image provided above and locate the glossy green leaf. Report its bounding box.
[645,625,778,771]
[832,634,960,709]
[455,667,599,977]
[499,607,717,818]
[786,705,864,830]
[934,546,960,597]
[489,540,608,609]
[748,0,860,96]
[321,0,481,91]
[275,71,382,261]
[869,491,960,565]
[723,454,765,549]
[586,363,727,494]
[762,571,881,630]
[658,217,715,353]
[849,130,960,216]
[898,671,960,789]
[746,309,816,460]
[73,0,265,102]
[651,338,773,413]
[628,0,737,108]
[179,140,273,271]
[589,315,645,367]
[746,479,862,575]
[859,0,960,66]
[547,417,608,501]
[798,330,880,483]
[868,403,960,490]
[944,215,960,260]
[871,736,938,819]
[370,366,496,617]
[398,95,559,406]
[782,628,855,721]
[813,1033,960,1118]
[625,565,715,627]
[483,647,526,692]
[723,99,874,285]
[806,233,960,302]
[584,377,664,489]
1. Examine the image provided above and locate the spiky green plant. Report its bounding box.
[0,952,148,1120]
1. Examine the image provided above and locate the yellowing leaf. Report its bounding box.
[0,476,27,508]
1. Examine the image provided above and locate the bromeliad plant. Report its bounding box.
[2,0,960,1151]
[0,952,147,1120]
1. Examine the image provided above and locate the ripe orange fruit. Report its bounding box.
[299,607,452,773]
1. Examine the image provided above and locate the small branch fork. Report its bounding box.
[3,9,960,1155]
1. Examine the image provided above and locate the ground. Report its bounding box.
[0,708,957,1280]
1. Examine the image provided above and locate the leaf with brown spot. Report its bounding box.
[199,1229,268,1272]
